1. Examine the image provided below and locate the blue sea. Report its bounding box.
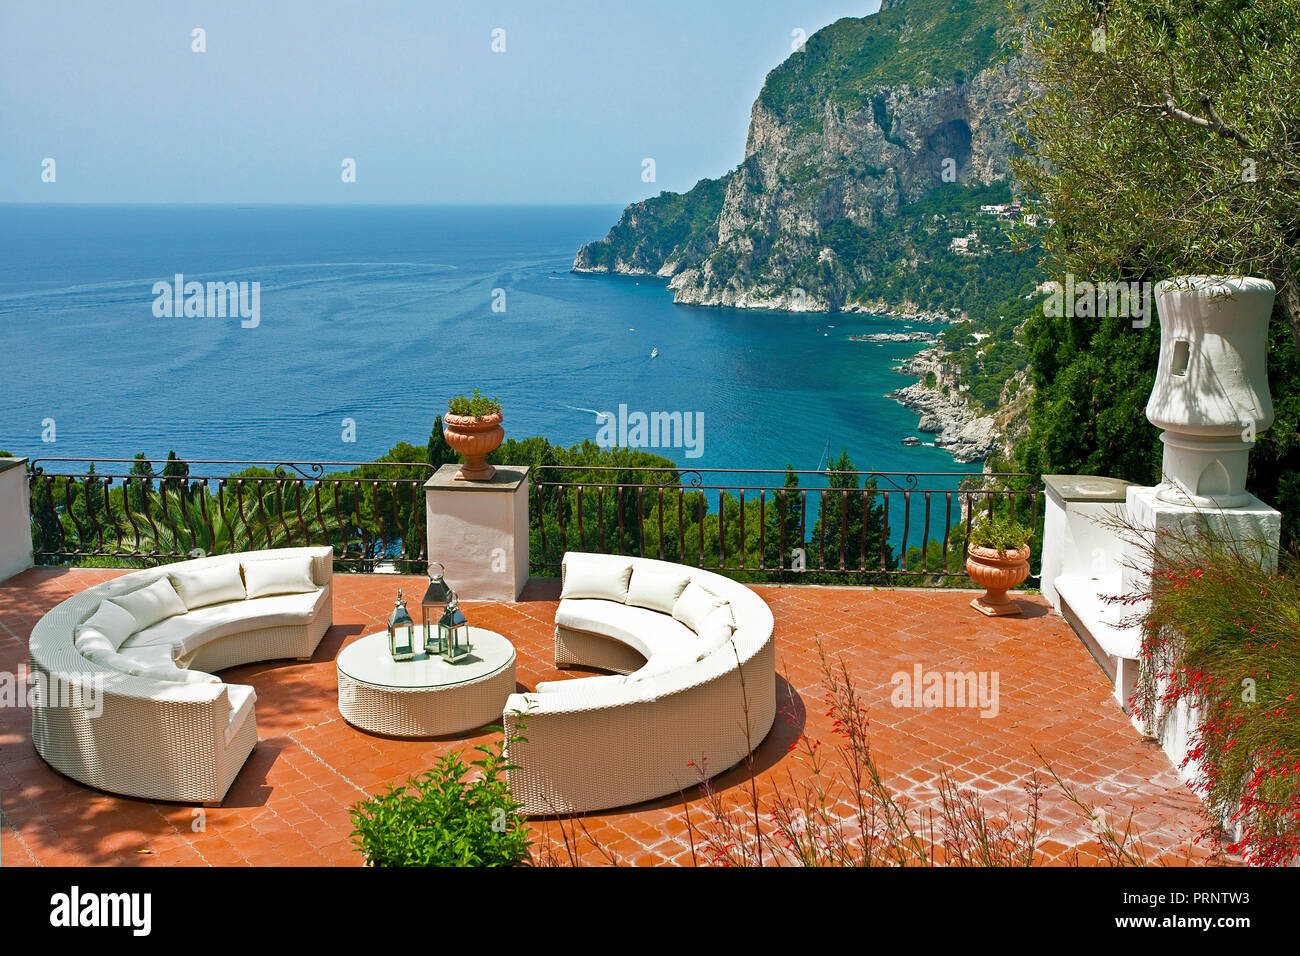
[0,204,976,488]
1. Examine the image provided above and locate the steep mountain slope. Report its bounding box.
[574,0,1043,319]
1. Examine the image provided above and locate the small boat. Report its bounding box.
[650,347,659,358]
[902,436,921,446]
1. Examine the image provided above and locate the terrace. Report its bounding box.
[0,457,1222,866]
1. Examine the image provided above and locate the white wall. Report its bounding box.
[0,458,34,582]
[424,464,530,602]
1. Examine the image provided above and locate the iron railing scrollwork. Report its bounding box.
[28,458,435,573]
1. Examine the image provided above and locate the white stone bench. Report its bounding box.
[29,547,333,805]
[504,552,776,814]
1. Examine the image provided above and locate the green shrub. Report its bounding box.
[969,514,1031,552]
[447,390,502,418]
[349,726,529,867]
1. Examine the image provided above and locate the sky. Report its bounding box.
[0,1,880,205]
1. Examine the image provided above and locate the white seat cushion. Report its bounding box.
[168,562,247,610]
[121,587,326,659]
[628,650,696,683]
[625,564,692,614]
[77,631,220,683]
[242,556,316,599]
[116,644,221,684]
[116,643,178,670]
[535,674,627,693]
[224,684,257,746]
[556,598,696,660]
[109,577,188,632]
[561,554,633,602]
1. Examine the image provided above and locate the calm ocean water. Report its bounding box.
[0,204,976,487]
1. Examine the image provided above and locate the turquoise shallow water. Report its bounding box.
[0,204,976,489]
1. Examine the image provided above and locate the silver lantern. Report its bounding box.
[420,562,454,656]
[387,589,416,662]
[438,599,472,663]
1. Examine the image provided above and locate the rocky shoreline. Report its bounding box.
[850,331,936,343]
[888,346,1001,464]
[842,303,956,324]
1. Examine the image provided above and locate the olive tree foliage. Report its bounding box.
[1012,0,1300,541]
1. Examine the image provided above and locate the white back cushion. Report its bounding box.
[109,577,188,632]
[561,554,633,602]
[75,628,119,658]
[694,608,736,660]
[625,564,692,614]
[169,563,246,610]
[77,601,139,650]
[672,581,725,633]
[242,556,316,599]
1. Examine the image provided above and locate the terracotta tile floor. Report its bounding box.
[0,568,1215,866]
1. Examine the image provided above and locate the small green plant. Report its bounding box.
[349,724,529,866]
[969,514,1032,553]
[447,390,502,418]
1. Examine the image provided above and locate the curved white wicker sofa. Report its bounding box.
[29,547,333,805]
[504,552,776,814]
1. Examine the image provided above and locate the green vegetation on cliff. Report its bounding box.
[574,175,731,274]
[760,0,1036,126]
[825,182,1040,319]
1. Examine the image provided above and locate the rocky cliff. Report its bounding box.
[574,0,1042,315]
[888,347,999,463]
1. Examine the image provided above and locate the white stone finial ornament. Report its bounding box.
[1145,275,1275,507]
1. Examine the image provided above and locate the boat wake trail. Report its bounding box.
[564,404,609,421]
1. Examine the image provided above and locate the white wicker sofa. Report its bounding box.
[29,547,333,805]
[504,552,776,814]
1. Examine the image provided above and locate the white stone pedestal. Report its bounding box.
[1123,485,1281,594]
[424,464,530,602]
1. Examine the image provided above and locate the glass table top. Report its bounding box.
[336,627,515,689]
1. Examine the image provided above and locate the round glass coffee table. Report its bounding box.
[336,627,516,737]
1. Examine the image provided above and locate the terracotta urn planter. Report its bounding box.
[966,544,1031,617]
[443,411,504,481]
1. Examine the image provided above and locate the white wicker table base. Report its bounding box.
[336,629,517,737]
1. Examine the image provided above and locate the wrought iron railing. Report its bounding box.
[530,466,1043,585]
[26,458,1045,587]
[28,458,435,572]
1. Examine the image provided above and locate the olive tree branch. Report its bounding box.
[1140,91,1300,184]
